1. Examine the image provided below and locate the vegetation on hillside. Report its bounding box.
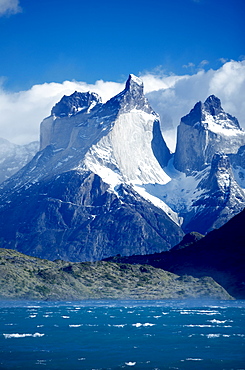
[0,248,232,301]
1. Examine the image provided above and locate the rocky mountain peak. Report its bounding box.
[107,74,153,114]
[174,95,245,174]
[51,91,102,117]
[181,95,241,131]
[125,74,144,95]
[203,95,223,116]
[181,101,202,127]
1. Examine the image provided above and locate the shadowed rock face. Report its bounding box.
[0,170,184,262]
[105,207,245,299]
[182,153,245,234]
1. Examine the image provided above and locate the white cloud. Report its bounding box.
[0,61,245,153]
[182,62,195,69]
[0,79,123,145]
[0,0,21,16]
[199,60,209,67]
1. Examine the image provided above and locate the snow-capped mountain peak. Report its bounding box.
[83,74,171,188]
[125,73,144,92]
[202,95,241,134]
[106,74,154,115]
[181,94,241,134]
[204,95,223,116]
[51,91,102,117]
[174,95,245,174]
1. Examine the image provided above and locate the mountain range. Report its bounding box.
[0,138,38,184]
[0,74,244,263]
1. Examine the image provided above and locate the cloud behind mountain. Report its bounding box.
[0,60,244,151]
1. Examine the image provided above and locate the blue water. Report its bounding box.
[0,300,245,369]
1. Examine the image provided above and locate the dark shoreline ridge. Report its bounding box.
[0,248,232,301]
[105,208,245,299]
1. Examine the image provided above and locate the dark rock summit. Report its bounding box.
[51,91,102,117]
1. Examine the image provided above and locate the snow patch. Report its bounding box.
[201,112,245,137]
[84,110,171,186]
[232,165,245,189]
[133,185,182,226]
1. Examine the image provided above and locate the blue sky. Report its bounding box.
[0,0,244,91]
[0,0,244,147]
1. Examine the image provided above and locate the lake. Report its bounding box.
[0,299,245,369]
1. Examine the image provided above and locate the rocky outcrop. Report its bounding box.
[182,153,245,234]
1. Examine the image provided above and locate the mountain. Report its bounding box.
[0,138,38,183]
[157,97,245,234]
[0,248,232,300]
[174,95,245,174]
[0,76,244,262]
[0,75,183,262]
[229,144,245,188]
[105,207,245,299]
[181,153,245,233]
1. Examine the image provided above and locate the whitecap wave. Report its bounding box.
[208,319,227,324]
[3,332,44,339]
[125,362,136,366]
[132,323,142,327]
[132,323,155,327]
[207,334,221,338]
[186,358,203,361]
[184,324,213,327]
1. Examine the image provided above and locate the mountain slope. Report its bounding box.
[158,96,245,233]
[0,248,232,300]
[0,138,38,183]
[0,75,183,261]
[105,208,245,299]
